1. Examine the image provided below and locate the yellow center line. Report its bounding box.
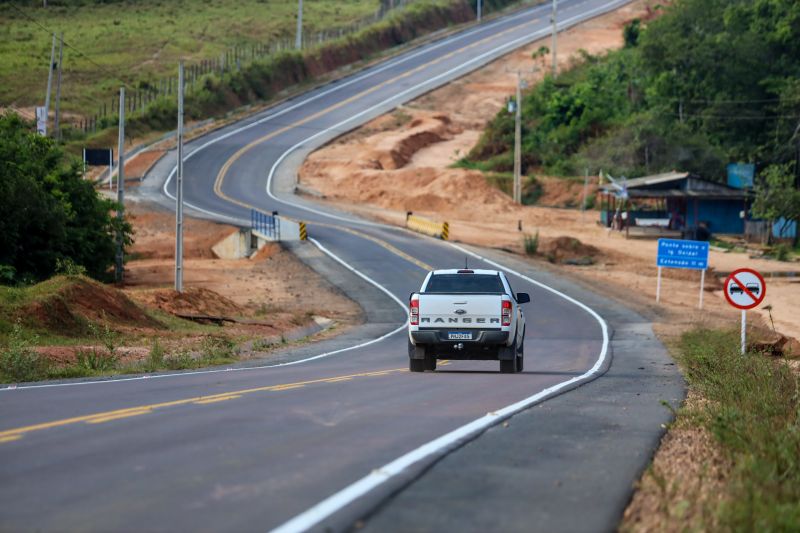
[193,395,243,405]
[0,367,407,443]
[86,409,153,424]
[269,384,306,391]
[333,226,434,271]
[211,18,529,211]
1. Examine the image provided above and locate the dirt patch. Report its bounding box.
[132,287,245,318]
[20,276,161,335]
[539,236,600,265]
[125,150,166,179]
[536,176,597,207]
[621,392,730,532]
[128,202,239,260]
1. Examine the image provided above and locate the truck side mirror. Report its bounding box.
[516,292,530,304]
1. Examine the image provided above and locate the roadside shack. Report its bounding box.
[598,171,753,240]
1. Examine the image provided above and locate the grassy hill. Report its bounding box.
[0,0,383,116]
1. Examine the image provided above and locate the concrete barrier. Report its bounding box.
[406,213,449,240]
[276,217,308,241]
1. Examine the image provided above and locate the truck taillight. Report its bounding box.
[501,300,512,326]
[410,299,419,326]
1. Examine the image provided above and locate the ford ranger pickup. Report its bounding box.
[408,269,529,373]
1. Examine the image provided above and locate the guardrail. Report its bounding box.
[406,212,449,240]
[251,209,280,241]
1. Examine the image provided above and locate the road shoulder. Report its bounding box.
[357,246,685,532]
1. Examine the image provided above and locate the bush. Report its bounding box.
[74,348,118,372]
[145,339,165,371]
[0,322,48,383]
[0,113,133,284]
[523,231,539,255]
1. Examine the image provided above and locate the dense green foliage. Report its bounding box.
[678,328,800,529]
[0,113,131,283]
[752,163,800,237]
[466,0,800,180]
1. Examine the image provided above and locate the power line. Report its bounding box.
[668,112,800,121]
[7,1,132,88]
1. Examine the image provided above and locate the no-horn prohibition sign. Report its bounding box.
[724,268,766,310]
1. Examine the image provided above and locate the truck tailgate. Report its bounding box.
[418,294,502,328]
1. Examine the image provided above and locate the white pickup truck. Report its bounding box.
[408,268,529,373]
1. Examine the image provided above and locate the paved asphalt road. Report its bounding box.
[0,1,684,532]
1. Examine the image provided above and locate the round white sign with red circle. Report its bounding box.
[723,268,766,310]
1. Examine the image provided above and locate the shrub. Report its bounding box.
[75,348,118,372]
[523,231,539,255]
[0,322,48,383]
[145,339,165,370]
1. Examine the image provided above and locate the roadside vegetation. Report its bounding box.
[0,113,132,285]
[634,328,800,529]
[464,0,800,185]
[0,273,314,384]
[2,0,528,149]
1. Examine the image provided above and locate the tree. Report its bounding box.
[751,163,800,244]
[0,113,132,283]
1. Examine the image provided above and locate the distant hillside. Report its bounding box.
[464,0,800,181]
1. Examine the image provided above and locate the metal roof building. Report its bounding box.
[599,171,753,237]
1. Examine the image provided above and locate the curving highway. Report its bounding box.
[0,1,684,532]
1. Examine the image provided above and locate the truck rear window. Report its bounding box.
[424,274,504,293]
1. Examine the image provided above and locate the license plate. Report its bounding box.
[448,332,472,340]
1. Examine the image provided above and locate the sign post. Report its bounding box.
[656,239,710,308]
[723,268,766,355]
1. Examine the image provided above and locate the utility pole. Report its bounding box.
[53,33,64,141]
[581,167,589,220]
[477,0,482,22]
[115,87,126,284]
[510,72,531,204]
[175,62,185,293]
[550,0,558,76]
[295,0,303,50]
[506,65,536,204]
[43,33,56,136]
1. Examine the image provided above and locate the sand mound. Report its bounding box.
[136,287,245,318]
[299,110,512,215]
[21,276,161,334]
[540,236,601,264]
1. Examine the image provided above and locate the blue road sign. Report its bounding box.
[657,239,709,270]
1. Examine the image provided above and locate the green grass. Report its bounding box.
[677,328,800,529]
[1,0,382,114]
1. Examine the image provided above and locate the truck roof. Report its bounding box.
[431,269,500,275]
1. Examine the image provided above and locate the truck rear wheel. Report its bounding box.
[409,358,425,372]
[423,355,437,371]
[499,335,519,374]
[500,358,517,374]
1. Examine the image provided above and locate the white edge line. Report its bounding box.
[152,1,621,530]
[263,0,629,227]
[0,239,409,392]
[269,248,610,533]
[159,0,555,214]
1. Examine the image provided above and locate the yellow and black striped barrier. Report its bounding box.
[406,213,449,241]
[299,222,308,241]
